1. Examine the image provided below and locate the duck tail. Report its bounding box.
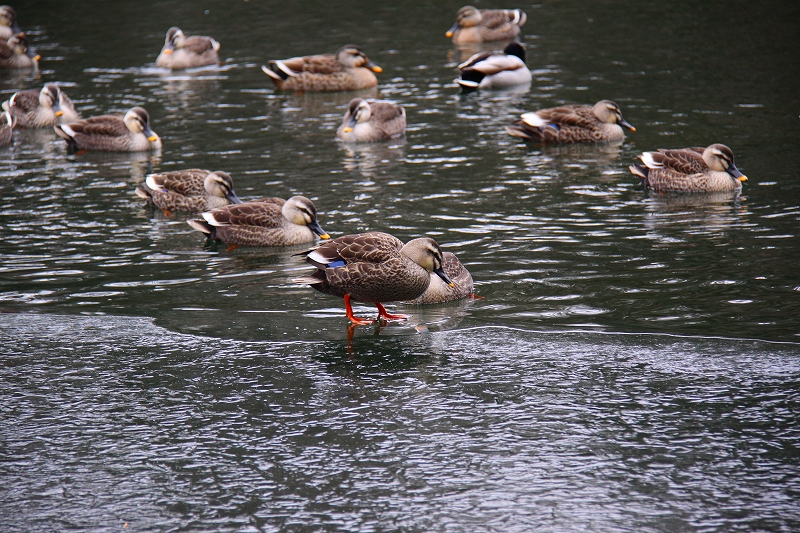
[628,163,649,182]
[135,184,154,203]
[505,122,536,141]
[293,273,325,285]
[187,219,215,238]
[261,64,285,82]
[53,124,78,149]
[457,70,484,91]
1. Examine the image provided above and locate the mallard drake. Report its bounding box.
[0,33,39,69]
[506,100,635,144]
[629,144,748,193]
[155,27,220,69]
[261,45,382,92]
[54,106,161,152]
[188,196,330,247]
[136,169,242,213]
[293,232,454,325]
[456,42,531,91]
[336,98,406,142]
[0,109,14,146]
[446,6,527,44]
[0,5,22,41]
[2,84,80,128]
[405,252,474,305]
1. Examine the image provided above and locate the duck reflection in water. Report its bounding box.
[340,140,406,179]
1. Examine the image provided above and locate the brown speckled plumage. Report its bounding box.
[261,45,381,92]
[54,107,162,152]
[0,33,38,69]
[629,144,748,193]
[2,84,80,128]
[0,6,22,41]
[294,232,454,305]
[0,109,14,145]
[446,6,526,44]
[405,252,474,305]
[187,196,328,247]
[336,98,406,142]
[506,100,635,144]
[136,169,241,213]
[155,27,220,69]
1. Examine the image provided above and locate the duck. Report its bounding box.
[54,106,161,152]
[506,100,635,144]
[629,144,748,193]
[135,169,242,213]
[0,33,39,69]
[446,6,527,44]
[0,109,14,146]
[336,98,406,142]
[155,27,220,69]
[0,5,22,41]
[261,45,382,92]
[187,196,330,247]
[293,232,454,325]
[455,42,531,91]
[405,252,474,305]
[2,84,80,128]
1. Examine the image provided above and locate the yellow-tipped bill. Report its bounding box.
[34,55,41,61]
[342,127,353,133]
[738,176,748,182]
[147,134,160,142]
[370,65,382,73]
[163,49,173,55]
[55,110,64,117]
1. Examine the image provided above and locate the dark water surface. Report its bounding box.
[2,1,799,531]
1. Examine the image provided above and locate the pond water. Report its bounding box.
[1,1,799,531]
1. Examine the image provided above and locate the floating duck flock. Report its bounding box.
[0,5,750,327]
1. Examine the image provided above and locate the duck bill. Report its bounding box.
[365,60,382,73]
[728,164,747,181]
[618,117,636,132]
[342,115,357,133]
[445,23,460,38]
[434,266,455,287]
[227,192,243,204]
[143,125,160,143]
[308,219,330,240]
[53,102,63,117]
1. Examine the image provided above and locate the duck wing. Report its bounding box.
[204,200,285,228]
[279,54,342,75]
[7,90,39,113]
[647,148,707,174]
[533,105,597,129]
[182,35,219,55]
[480,9,526,29]
[147,169,210,196]
[66,115,128,137]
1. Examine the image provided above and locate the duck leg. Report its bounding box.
[375,302,409,322]
[344,294,374,325]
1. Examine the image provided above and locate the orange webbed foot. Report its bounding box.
[375,302,409,322]
[345,294,375,325]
